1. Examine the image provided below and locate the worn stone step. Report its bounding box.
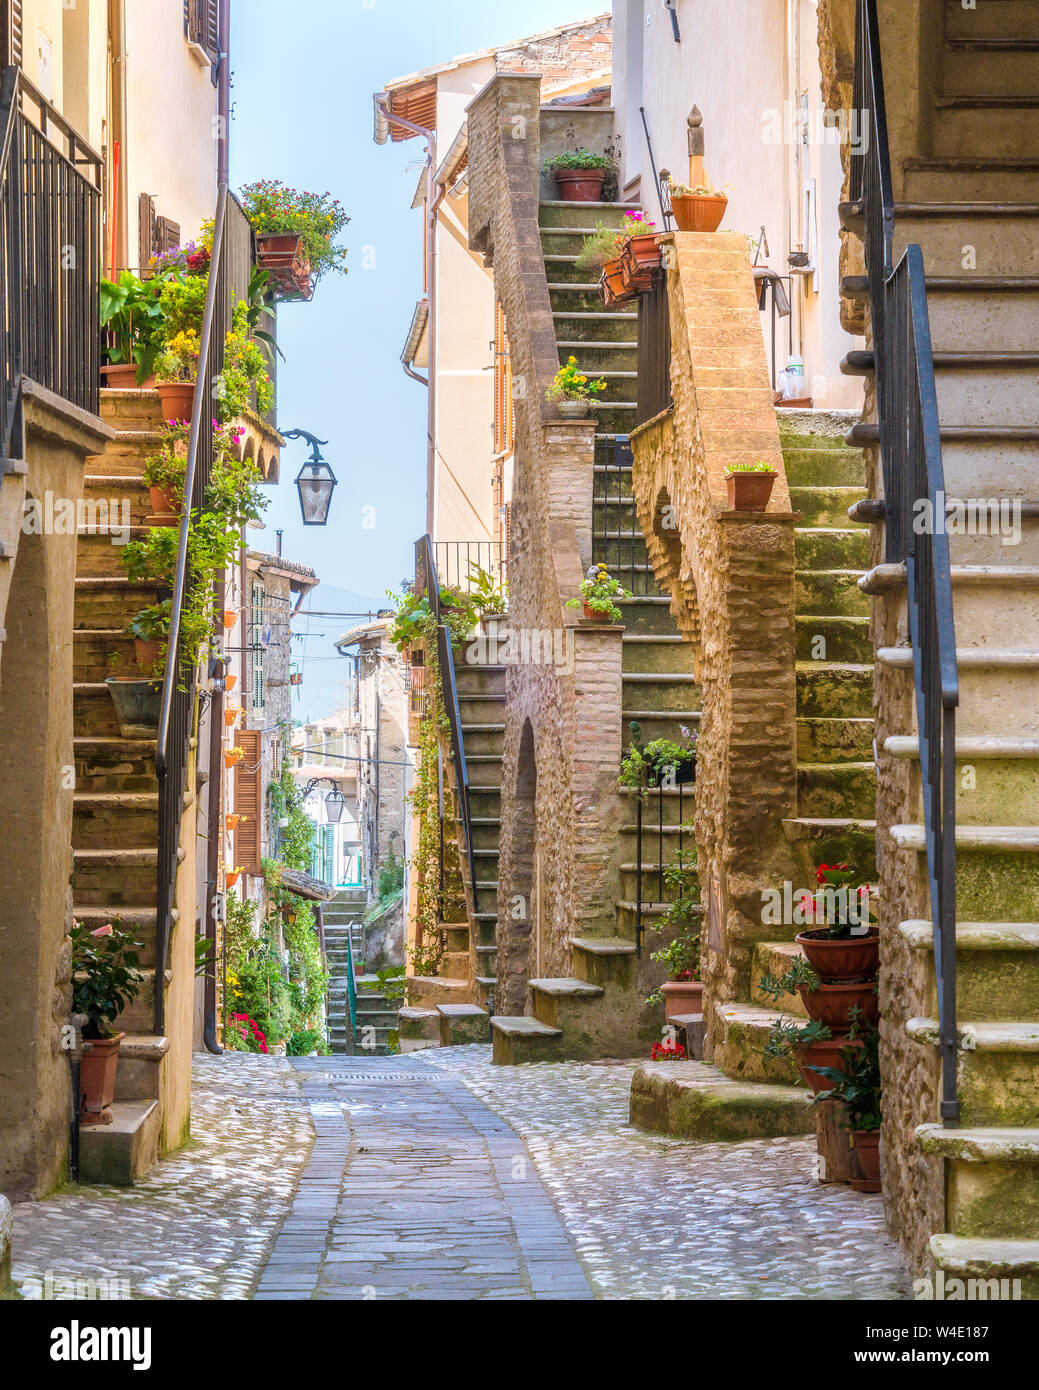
[460,724,505,756]
[538,199,633,229]
[75,682,129,739]
[590,401,638,435]
[549,282,607,312]
[621,710,700,749]
[886,736,1039,824]
[73,906,160,966]
[74,629,143,684]
[74,736,157,793]
[782,816,878,880]
[621,634,695,675]
[928,1233,1039,1300]
[630,1060,815,1141]
[437,1002,488,1047]
[711,999,801,1086]
[491,1014,563,1065]
[621,672,702,711]
[750,941,809,1016]
[780,445,867,488]
[541,252,597,285]
[794,527,871,570]
[795,614,872,664]
[907,1019,1039,1127]
[900,917,1039,1023]
[794,568,870,617]
[893,823,1039,921]
[453,664,507,697]
[557,339,638,372]
[797,760,876,819]
[82,473,150,526]
[77,1098,160,1185]
[73,847,158,907]
[889,210,1039,280]
[796,662,874,718]
[99,388,166,431]
[570,936,639,990]
[615,596,676,635]
[789,485,868,528]
[903,158,1039,202]
[72,791,159,850]
[405,975,473,1009]
[112,1032,169,1103]
[75,577,162,630]
[944,0,1039,43]
[796,716,874,764]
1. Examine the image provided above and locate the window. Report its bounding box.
[185,0,221,83]
[250,580,266,711]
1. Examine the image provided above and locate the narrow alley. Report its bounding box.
[11,1052,906,1301]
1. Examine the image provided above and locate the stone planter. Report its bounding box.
[79,1033,124,1125]
[661,980,704,1021]
[553,166,607,202]
[557,399,591,419]
[105,677,160,738]
[795,928,879,982]
[726,471,776,510]
[670,192,728,232]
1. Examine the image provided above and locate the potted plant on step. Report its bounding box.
[543,149,615,202]
[567,563,630,623]
[763,1014,860,1092]
[99,269,169,387]
[620,723,697,798]
[667,177,729,233]
[71,920,143,1125]
[105,668,161,737]
[619,209,660,293]
[575,223,633,308]
[759,954,878,1031]
[154,329,200,420]
[142,421,188,518]
[725,460,777,511]
[794,863,878,981]
[810,1013,882,1191]
[546,356,608,418]
[648,888,703,1021]
[124,601,171,675]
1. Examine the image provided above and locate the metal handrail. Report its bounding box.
[416,534,479,917]
[852,0,959,1124]
[344,914,358,1056]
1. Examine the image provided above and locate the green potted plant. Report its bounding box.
[794,862,879,981]
[763,1014,858,1092]
[647,848,703,1020]
[71,920,143,1124]
[759,953,878,1032]
[154,329,200,420]
[725,459,777,511]
[575,223,632,307]
[546,356,608,419]
[142,421,188,518]
[124,600,172,674]
[567,563,630,623]
[239,179,350,300]
[543,149,616,202]
[99,270,168,387]
[619,209,660,292]
[810,1013,882,1190]
[667,176,729,232]
[619,723,697,798]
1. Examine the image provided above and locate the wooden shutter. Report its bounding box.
[139,193,156,275]
[1,1,22,68]
[186,0,220,82]
[233,728,262,876]
[492,301,513,455]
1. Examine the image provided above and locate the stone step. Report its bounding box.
[615,596,677,635]
[437,1002,488,1047]
[780,447,867,489]
[630,1060,815,1141]
[711,999,801,1085]
[933,102,1039,161]
[794,526,870,570]
[887,210,1039,281]
[886,736,1039,823]
[621,634,695,675]
[557,340,638,373]
[453,664,507,697]
[917,1123,1039,1238]
[570,935,639,989]
[795,614,872,664]
[620,671,702,711]
[907,1020,1039,1126]
[74,737,157,793]
[75,526,153,580]
[551,312,637,346]
[877,646,1039,738]
[538,199,633,229]
[891,823,1039,919]
[621,710,700,749]
[490,1014,563,1065]
[928,1233,1039,1300]
[899,918,1039,1019]
[74,629,145,684]
[75,578,162,630]
[72,791,158,850]
[98,388,166,431]
[82,473,150,525]
[944,0,1039,44]
[789,485,869,528]
[590,401,637,435]
[78,1098,160,1186]
[108,967,170,1032]
[903,157,1039,202]
[405,975,473,1009]
[796,760,876,819]
[74,906,160,964]
[112,1032,169,1103]
[794,568,870,617]
[925,278,1039,356]
[549,283,608,312]
[796,716,875,764]
[73,846,158,906]
[796,662,874,718]
[460,724,505,756]
[781,816,878,880]
[942,42,1039,97]
[750,941,809,1016]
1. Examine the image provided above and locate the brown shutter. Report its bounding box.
[2,1,22,67]
[186,0,220,82]
[155,215,181,256]
[139,193,156,275]
[493,301,506,454]
[233,728,263,877]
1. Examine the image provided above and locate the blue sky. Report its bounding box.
[230,0,595,609]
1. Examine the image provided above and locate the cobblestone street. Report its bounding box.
[10,1049,908,1301]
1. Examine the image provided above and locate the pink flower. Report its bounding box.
[91,924,114,937]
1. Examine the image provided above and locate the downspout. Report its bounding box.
[374,96,438,535]
[108,0,128,270]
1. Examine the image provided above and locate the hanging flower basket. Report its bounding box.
[224,747,245,770]
[255,232,314,300]
[621,233,661,294]
[600,255,635,308]
[289,671,303,686]
[223,609,237,630]
[225,869,242,889]
[225,813,241,831]
[224,674,237,692]
[224,708,239,727]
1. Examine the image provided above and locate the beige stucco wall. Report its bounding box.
[611,0,863,410]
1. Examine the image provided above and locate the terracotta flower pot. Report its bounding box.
[133,637,161,670]
[223,609,237,630]
[795,927,880,982]
[797,980,879,1030]
[224,752,242,769]
[582,601,605,620]
[79,1033,124,1124]
[157,380,196,421]
[256,232,305,266]
[670,192,728,232]
[225,870,241,888]
[600,255,635,307]
[797,1033,863,1093]
[148,484,181,519]
[224,708,239,727]
[101,363,152,389]
[726,471,776,511]
[225,813,240,831]
[661,980,704,1021]
[224,674,237,692]
[852,1129,882,1191]
[620,246,655,294]
[554,166,608,202]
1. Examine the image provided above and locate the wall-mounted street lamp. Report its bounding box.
[303,776,347,824]
[283,428,337,526]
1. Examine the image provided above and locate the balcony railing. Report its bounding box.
[433,539,506,594]
[0,66,102,457]
[636,272,671,427]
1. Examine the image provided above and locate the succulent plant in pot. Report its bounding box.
[725,459,777,510]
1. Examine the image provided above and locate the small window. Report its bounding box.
[250,580,266,711]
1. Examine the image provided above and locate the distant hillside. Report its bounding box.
[287,583,390,722]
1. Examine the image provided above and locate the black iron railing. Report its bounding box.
[593,435,655,597]
[636,272,671,427]
[433,539,506,593]
[154,189,253,1031]
[635,779,694,958]
[415,535,479,917]
[851,0,959,1123]
[0,66,102,460]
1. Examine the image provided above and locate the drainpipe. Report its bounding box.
[374,96,438,535]
[217,0,231,186]
[108,0,129,270]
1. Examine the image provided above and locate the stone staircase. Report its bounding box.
[402,654,503,1046]
[72,389,172,1169]
[323,889,365,1054]
[842,5,1039,1292]
[492,199,702,1063]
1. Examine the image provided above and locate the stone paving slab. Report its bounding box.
[10,1055,313,1300]
[416,1046,911,1301]
[253,1055,594,1301]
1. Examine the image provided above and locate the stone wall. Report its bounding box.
[630,232,802,1053]
[467,73,626,1014]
